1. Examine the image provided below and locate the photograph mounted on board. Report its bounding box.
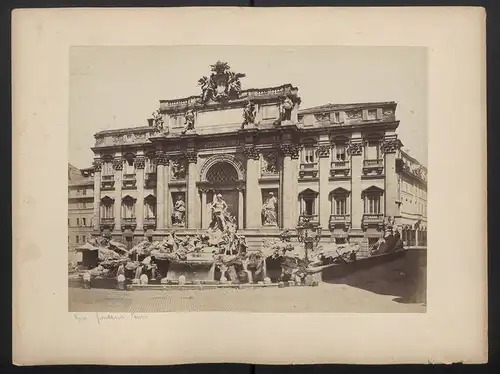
[68,46,428,313]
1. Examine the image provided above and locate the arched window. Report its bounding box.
[300,138,317,164]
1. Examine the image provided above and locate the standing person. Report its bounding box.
[116,261,126,278]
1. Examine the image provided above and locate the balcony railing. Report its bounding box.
[123,173,137,188]
[330,160,350,178]
[99,217,115,229]
[363,159,383,167]
[298,214,319,225]
[299,162,319,178]
[143,217,156,231]
[329,214,351,229]
[121,217,137,231]
[362,159,384,175]
[101,174,115,189]
[362,213,384,229]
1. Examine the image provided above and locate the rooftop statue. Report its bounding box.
[151,109,165,133]
[242,100,257,128]
[182,109,196,134]
[197,61,246,103]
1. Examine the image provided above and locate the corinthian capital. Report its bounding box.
[135,156,146,169]
[316,145,331,158]
[93,159,102,172]
[381,138,402,154]
[112,158,123,170]
[243,145,259,160]
[155,151,168,166]
[280,143,300,159]
[184,150,198,163]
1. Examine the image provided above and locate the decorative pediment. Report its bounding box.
[101,195,114,204]
[122,195,137,203]
[144,194,156,202]
[362,185,384,195]
[330,187,350,196]
[298,188,319,197]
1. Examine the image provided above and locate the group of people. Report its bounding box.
[370,226,404,255]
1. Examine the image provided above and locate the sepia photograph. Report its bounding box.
[13,7,487,365]
[68,46,428,313]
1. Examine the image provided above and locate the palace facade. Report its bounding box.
[89,63,427,256]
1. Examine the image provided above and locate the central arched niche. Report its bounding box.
[200,154,245,182]
[206,162,239,185]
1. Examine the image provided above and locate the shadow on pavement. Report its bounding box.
[324,249,427,304]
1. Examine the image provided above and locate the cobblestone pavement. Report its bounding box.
[69,253,426,313]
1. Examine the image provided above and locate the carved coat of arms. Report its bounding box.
[197,61,246,103]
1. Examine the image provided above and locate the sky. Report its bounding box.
[69,46,427,169]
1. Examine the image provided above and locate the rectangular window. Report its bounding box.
[145,202,156,218]
[334,112,340,123]
[304,199,314,216]
[76,218,80,226]
[82,217,86,226]
[103,162,113,176]
[102,204,113,218]
[304,148,315,163]
[68,218,70,226]
[365,142,379,159]
[365,195,381,214]
[76,235,79,244]
[334,197,347,215]
[123,203,135,218]
[82,189,87,196]
[335,145,346,161]
[125,159,135,174]
[367,109,377,120]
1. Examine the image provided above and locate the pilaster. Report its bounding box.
[348,138,363,230]
[135,154,145,235]
[244,144,260,229]
[280,143,300,229]
[112,155,123,232]
[200,189,209,229]
[185,150,199,229]
[317,144,331,229]
[156,151,166,230]
[238,187,245,229]
[93,159,102,232]
[382,136,402,220]
[164,159,171,228]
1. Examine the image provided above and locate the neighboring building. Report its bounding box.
[89,62,427,255]
[397,150,428,247]
[68,164,95,249]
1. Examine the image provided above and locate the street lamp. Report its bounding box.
[297,218,322,262]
